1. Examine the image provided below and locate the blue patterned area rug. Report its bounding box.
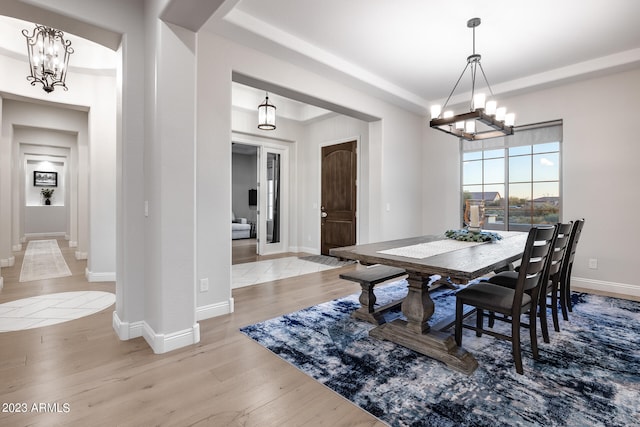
[240,280,640,426]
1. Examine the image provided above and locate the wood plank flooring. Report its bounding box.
[0,238,384,426]
[2,238,636,426]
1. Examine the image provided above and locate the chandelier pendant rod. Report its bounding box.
[438,61,471,116]
[470,61,477,111]
[477,62,496,98]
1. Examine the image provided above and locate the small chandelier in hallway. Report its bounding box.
[22,24,74,93]
[257,92,276,130]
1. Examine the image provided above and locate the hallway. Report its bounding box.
[0,238,115,331]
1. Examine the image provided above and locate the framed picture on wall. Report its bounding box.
[34,171,58,187]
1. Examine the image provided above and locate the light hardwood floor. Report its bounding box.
[0,239,384,426]
[3,239,633,426]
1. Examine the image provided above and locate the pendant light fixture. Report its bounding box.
[429,18,514,141]
[22,24,74,93]
[257,92,276,130]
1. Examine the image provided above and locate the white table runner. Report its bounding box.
[377,239,485,259]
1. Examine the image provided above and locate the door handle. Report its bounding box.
[321,212,328,218]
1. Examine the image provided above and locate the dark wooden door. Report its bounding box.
[321,140,357,255]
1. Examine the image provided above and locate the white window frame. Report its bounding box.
[460,120,563,231]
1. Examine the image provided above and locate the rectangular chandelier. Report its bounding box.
[429,18,514,141]
[430,108,514,141]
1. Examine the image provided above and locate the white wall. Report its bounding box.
[24,207,66,234]
[422,67,640,297]
[196,31,426,321]
[140,0,198,352]
[421,126,461,235]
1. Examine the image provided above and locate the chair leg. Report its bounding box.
[539,296,550,344]
[551,284,560,333]
[560,282,570,321]
[529,309,539,360]
[476,309,484,337]
[566,264,574,313]
[455,299,463,347]
[511,316,523,375]
[488,311,495,328]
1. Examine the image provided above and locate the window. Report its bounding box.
[461,121,562,231]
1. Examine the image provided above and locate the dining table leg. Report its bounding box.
[369,270,478,374]
[401,272,434,333]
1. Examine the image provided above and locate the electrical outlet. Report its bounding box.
[588,258,598,269]
[199,278,209,292]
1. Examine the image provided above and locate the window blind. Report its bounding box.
[462,119,563,152]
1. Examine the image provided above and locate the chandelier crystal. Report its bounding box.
[429,18,514,141]
[22,24,74,93]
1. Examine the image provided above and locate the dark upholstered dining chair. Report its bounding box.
[560,218,585,320]
[486,223,572,343]
[455,225,556,375]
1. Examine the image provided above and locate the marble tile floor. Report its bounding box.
[232,256,340,289]
[0,291,115,332]
[1,256,331,331]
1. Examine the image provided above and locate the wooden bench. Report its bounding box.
[339,265,407,325]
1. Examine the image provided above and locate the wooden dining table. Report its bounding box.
[330,231,528,374]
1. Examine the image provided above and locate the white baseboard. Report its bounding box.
[0,256,15,268]
[75,251,88,260]
[196,298,234,321]
[113,311,145,340]
[69,241,78,248]
[12,244,22,252]
[572,277,640,299]
[142,322,200,354]
[85,268,116,282]
[113,311,201,354]
[296,246,320,255]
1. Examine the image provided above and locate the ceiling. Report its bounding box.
[204,0,640,113]
[2,1,639,119]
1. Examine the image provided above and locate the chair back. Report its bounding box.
[560,219,585,282]
[547,222,573,282]
[512,225,557,311]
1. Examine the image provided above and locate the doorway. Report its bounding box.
[231,139,289,261]
[231,143,258,263]
[321,140,357,255]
